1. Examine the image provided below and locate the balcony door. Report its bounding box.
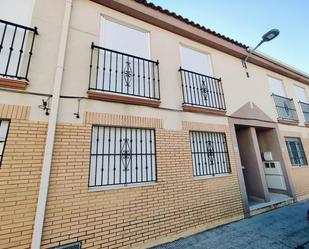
[97,17,153,97]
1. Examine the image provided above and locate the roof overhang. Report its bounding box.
[91,0,309,85]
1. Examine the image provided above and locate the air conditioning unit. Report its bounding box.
[262,152,273,161]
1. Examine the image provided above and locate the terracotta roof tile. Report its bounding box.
[134,0,248,49]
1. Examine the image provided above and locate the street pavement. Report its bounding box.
[151,200,309,249]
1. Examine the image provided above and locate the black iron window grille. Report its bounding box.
[179,67,226,110]
[89,125,156,187]
[299,101,309,123]
[0,19,38,81]
[285,137,307,167]
[0,120,10,167]
[189,131,231,177]
[89,43,160,100]
[272,94,298,121]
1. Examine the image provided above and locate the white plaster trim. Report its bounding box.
[193,173,231,180]
[88,182,156,192]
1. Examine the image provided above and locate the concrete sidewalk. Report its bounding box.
[151,200,309,249]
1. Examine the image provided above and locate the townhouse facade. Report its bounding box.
[0,0,309,249]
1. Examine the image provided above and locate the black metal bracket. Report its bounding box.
[74,98,82,119]
[38,97,50,116]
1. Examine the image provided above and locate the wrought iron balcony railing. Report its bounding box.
[299,101,309,123]
[179,67,226,110]
[89,43,160,100]
[272,94,298,121]
[0,19,38,81]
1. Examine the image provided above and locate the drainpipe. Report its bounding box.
[31,0,72,248]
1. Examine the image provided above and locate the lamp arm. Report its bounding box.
[243,40,264,65]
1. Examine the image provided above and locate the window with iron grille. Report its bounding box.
[285,137,307,167]
[189,131,231,177]
[0,120,10,167]
[89,125,156,187]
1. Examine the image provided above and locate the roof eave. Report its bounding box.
[91,0,309,85]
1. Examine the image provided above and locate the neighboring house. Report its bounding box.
[0,0,309,248]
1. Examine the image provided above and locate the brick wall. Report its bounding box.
[0,104,47,249]
[41,113,244,249]
[280,130,309,200]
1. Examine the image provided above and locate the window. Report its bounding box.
[89,125,156,188]
[88,17,160,100]
[294,85,309,123]
[0,120,10,167]
[100,17,150,59]
[180,45,213,76]
[268,76,286,97]
[179,46,225,110]
[189,131,231,177]
[269,77,298,121]
[285,137,307,167]
[294,85,308,103]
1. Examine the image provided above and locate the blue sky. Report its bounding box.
[150,0,309,74]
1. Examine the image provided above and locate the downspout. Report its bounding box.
[31,0,72,248]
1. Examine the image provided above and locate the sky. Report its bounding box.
[150,0,309,75]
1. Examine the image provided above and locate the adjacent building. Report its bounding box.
[0,0,309,248]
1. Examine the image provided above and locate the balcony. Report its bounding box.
[299,101,309,124]
[179,68,226,115]
[0,19,38,89]
[272,94,298,123]
[88,43,160,107]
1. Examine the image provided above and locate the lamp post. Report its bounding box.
[242,29,280,77]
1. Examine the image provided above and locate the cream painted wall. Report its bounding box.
[0,0,65,119]
[1,0,309,131]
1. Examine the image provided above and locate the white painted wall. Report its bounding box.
[0,0,35,25]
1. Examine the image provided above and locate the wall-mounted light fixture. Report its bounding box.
[242,29,280,77]
[74,98,82,119]
[38,97,50,115]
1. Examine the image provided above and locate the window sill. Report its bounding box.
[193,173,231,180]
[277,119,299,126]
[0,77,28,90]
[183,104,226,116]
[87,90,161,108]
[291,165,308,169]
[88,181,156,192]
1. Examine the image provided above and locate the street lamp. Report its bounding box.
[242,29,280,77]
